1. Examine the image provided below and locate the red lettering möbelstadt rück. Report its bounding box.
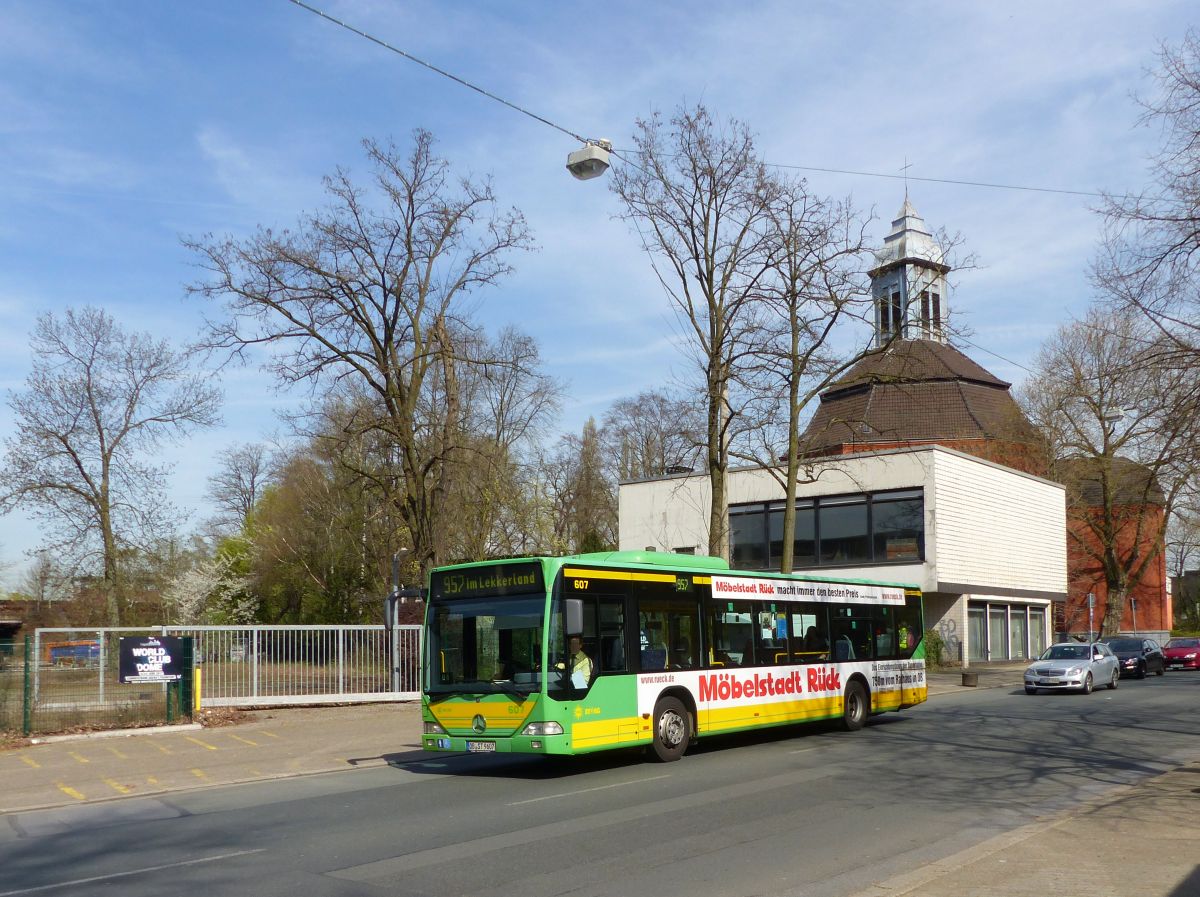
[807,666,841,692]
[695,667,844,703]
[698,670,804,702]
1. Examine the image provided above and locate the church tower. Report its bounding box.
[798,198,1046,477]
[870,199,949,345]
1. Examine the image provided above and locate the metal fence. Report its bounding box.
[0,636,26,734]
[176,624,423,707]
[4,625,422,736]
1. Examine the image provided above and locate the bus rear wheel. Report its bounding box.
[651,696,690,762]
[842,681,869,731]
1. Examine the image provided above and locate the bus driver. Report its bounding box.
[560,636,593,687]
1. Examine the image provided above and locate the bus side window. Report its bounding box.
[599,598,626,673]
[706,606,741,667]
[896,598,922,658]
[793,603,829,663]
[754,606,788,664]
[831,610,873,661]
[874,606,897,660]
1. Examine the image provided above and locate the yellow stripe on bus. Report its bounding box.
[570,716,647,749]
[431,698,539,732]
[562,567,677,584]
[698,696,843,733]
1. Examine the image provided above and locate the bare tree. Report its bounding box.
[187,133,533,577]
[0,307,221,625]
[207,442,273,532]
[600,390,705,482]
[1098,29,1200,359]
[530,420,618,556]
[1020,306,1200,634]
[19,550,67,609]
[612,105,777,559]
[740,182,876,572]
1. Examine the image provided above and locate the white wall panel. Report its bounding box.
[618,446,1067,598]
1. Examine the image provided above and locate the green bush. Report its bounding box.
[923,628,946,669]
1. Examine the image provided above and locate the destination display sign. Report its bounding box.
[711,575,906,605]
[118,635,187,684]
[431,562,544,600]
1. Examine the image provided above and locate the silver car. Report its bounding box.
[1024,642,1120,694]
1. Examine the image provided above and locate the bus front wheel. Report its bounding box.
[842,681,869,731]
[651,696,690,762]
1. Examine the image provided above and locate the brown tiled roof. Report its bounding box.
[802,339,1038,450]
[824,339,1009,395]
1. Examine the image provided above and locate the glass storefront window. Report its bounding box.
[819,499,870,564]
[1009,610,1028,660]
[988,607,1007,661]
[731,509,766,569]
[872,497,923,561]
[768,501,815,568]
[968,607,986,663]
[1030,608,1047,657]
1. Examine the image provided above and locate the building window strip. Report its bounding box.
[730,489,924,570]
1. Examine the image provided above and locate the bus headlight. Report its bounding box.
[522,721,564,736]
[423,721,446,735]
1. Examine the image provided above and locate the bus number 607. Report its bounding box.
[574,579,589,590]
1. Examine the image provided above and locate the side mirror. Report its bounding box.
[565,598,584,637]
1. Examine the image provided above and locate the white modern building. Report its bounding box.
[618,444,1067,666]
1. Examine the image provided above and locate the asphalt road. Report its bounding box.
[3,674,1199,897]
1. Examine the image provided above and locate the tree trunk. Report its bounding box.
[706,374,729,560]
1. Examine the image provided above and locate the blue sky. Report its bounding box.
[0,0,1195,582]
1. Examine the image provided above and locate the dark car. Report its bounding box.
[1100,637,1165,679]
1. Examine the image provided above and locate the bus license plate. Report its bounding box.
[467,741,496,753]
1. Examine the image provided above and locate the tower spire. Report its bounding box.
[868,198,950,346]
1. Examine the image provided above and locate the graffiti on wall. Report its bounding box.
[935,618,960,664]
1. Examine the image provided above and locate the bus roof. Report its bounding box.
[432,550,919,591]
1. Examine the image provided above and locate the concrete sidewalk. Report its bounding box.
[926,662,1030,696]
[4,672,1199,897]
[1,703,426,814]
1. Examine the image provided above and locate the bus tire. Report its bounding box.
[651,696,690,762]
[842,680,869,731]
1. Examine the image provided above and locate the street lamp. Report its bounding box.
[566,139,612,180]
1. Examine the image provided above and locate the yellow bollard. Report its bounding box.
[194,667,203,713]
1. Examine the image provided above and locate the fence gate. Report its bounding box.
[29,625,422,720]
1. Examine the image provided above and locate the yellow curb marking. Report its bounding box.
[257,731,281,739]
[147,776,159,785]
[190,768,208,780]
[228,734,258,747]
[20,755,40,769]
[56,783,86,801]
[107,746,130,760]
[153,742,172,754]
[185,736,218,751]
[104,778,132,795]
[68,751,89,764]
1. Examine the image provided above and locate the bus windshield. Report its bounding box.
[426,594,545,695]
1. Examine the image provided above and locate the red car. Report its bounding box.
[1163,637,1200,670]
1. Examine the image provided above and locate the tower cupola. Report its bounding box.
[869,199,950,345]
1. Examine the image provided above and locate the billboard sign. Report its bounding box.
[118,635,187,684]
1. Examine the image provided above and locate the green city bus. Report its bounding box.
[421,550,926,761]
